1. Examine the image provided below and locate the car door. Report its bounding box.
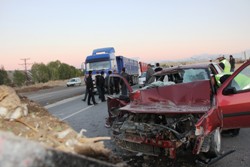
[217,60,250,129]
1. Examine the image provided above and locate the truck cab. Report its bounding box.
[85,47,117,77]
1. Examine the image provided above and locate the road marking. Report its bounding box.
[45,95,84,109]
[60,106,93,121]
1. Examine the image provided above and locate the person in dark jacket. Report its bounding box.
[145,64,155,85]
[99,71,106,102]
[105,71,114,95]
[86,71,97,105]
[154,63,163,72]
[229,55,236,72]
[113,70,120,94]
[95,71,102,99]
[120,67,129,96]
[154,63,163,80]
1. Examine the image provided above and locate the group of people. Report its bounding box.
[82,62,165,105]
[82,67,130,105]
[217,55,235,72]
[104,68,130,96]
[145,62,163,85]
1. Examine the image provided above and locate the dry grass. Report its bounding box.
[15,77,85,93]
[15,79,67,93]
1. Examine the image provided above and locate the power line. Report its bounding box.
[19,58,32,81]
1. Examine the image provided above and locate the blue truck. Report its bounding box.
[85,47,140,85]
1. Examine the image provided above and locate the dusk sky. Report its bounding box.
[1,0,250,70]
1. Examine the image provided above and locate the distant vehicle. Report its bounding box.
[106,61,250,161]
[138,72,146,88]
[66,77,82,87]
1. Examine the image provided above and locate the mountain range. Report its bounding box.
[161,50,250,64]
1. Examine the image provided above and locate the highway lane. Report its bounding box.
[21,85,85,106]
[45,94,111,137]
[23,87,250,167]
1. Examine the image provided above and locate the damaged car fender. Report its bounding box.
[195,106,223,137]
[194,105,223,156]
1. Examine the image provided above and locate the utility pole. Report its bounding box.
[19,58,32,81]
[243,51,248,61]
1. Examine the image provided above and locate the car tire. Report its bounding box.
[205,128,222,158]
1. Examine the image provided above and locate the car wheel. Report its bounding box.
[205,128,221,158]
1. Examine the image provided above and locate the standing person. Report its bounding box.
[154,63,163,72]
[120,67,129,96]
[99,71,106,102]
[229,55,236,72]
[145,64,155,85]
[113,70,120,94]
[217,56,231,73]
[105,71,114,95]
[95,71,102,99]
[86,71,97,105]
[82,74,88,101]
[154,63,163,80]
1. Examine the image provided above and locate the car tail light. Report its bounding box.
[130,90,141,102]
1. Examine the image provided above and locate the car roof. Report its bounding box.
[155,62,216,76]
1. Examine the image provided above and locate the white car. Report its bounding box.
[66,77,82,87]
[138,72,146,88]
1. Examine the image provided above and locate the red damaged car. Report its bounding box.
[106,61,250,160]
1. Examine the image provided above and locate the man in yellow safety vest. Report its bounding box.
[217,56,231,73]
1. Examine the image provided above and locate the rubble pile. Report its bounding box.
[0,85,116,162]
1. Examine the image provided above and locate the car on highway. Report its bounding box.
[106,61,250,161]
[66,77,82,87]
[138,72,146,88]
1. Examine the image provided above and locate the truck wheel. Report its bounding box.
[205,128,221,158]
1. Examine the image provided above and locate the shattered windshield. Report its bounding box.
[144,68,210,89]
[182,68,209,83]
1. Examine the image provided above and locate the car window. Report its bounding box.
[183,69,209,83]
[211,64,223,74]
[228,64,250,92]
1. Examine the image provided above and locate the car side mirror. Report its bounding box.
[222,86,236,95]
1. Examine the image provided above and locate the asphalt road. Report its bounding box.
[21,85,85,106]
[23,86,250,167]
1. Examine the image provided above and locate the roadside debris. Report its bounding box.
[0,85,122,165]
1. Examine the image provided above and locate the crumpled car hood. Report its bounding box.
[120,102,210,114]
[123,80,212,114]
